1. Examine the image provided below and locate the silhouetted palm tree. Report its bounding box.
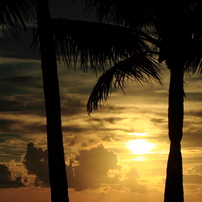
[47,14,162,202]
[72,1,201,202]
[36,1,69,201]
[1,1,69,201]
[3,3,158,201]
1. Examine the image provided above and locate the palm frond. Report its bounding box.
[0,0,36,38]
[33,19,154,72]
[189,1,202,41]
[83,0,153,29]
[185,40,202,74]
[86,53,163,114]
[52,19,152,71]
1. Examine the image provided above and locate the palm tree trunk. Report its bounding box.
[164,63,184,202]
[36,0,69,201]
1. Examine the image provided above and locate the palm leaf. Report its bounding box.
[188,1,202,41]
[33,19,157,71]
[52,19,153,70]
[83,0,154,29]
[0,0,36,38]
[86,53,163,114]
[185,40,202,74]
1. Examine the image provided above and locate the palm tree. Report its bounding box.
[36,1,69,201]
[2,1,150,201]
[2,1,201,202]
[1,1,69,201]
[47,15,162,202]
[68,1,201,202]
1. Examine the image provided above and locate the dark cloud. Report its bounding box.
[94,105,126,114]
[21,143,148,193]
[185,92,202,102]
[0,95,45,117]
[185,110,202,117]
[183,155,202,165]
[0,119,21,133]
[89,117,125,126]
[63,125,89,134]
[73,145,118,191]
[2,76,36,84]
[183,128,202,148]
[61,97,85,116]
[0,98,22,112]
[0,164,24,188]
[64,134,99,149]
[150,118,166,124]
[0,117,46,135]
[2,75,42,91]
[23,123,46,134]
[22,142,49,187]
[68,134,82,146]
[22,143,119,191]
[0,134,22,143]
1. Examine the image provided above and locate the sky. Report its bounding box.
[0,1,202,202]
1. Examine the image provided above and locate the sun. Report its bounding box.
[125,139,156,154]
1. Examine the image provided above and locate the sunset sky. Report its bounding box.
[0,1,202,202]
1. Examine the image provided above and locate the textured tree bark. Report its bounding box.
[164,64,184,202]
[37,0,69,201]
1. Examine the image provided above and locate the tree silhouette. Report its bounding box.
[1,1,69,201]
[2,1,201,202]
[39,11,162,202]
[75,1,201,202]
[36,1,69,201]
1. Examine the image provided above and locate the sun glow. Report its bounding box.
[128,132,149,137]
[125,139,156,154]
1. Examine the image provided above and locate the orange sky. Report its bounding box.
[0,58,201,202]
[0,1,202,202]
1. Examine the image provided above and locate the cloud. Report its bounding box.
[150,168,166,176]
[89,117,125,125]
[0,95,45,116]
[185,110,202,117]
[184,175,202,184]
[73,145,118,191]
[61,97,85,116]
[186,92,202,102]
[2,76,36,84]
[0,134,22,143]
[0,118,21,133]
[0,98,22,112]
[121,167,147,193]
[21,143,148,193]
[0,117,46,135]
[22,142,49,187]
[21,143,120,191]
[187,165,202,175]
[150,118,166,124]
[0,164,24,188]
[183,129,202,148]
